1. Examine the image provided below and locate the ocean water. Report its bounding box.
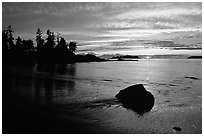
[4,59,202,133]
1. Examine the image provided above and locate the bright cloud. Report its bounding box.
[113,7,201,20]
[2,2,202,56]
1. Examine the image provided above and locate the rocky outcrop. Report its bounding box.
[115,84,154,114]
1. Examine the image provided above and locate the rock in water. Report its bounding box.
[115,84,154,114]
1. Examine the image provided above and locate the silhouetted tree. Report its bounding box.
[36,28,44,53]
[68,41,77,54]
[15,36,23,53]
[22,39,34,52]
[2,30,8,53]
[60,37,68,51]
[55,36,69,61]
[2,25,15,52]
[55,32,61,52]
[7,25,15,51]
[56,32,61,46]
[45,29,55,53]
[27,39,34,52]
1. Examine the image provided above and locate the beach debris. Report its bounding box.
[101,79,113,82]
[173,127,182,132]
[115,84,154,114]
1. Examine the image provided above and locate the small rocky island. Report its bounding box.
[187,56,202,59]
[109,55,139,61]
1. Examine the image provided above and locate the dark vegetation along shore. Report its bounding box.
[3,25,105,64]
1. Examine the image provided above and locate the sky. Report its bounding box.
[2,2,202,56]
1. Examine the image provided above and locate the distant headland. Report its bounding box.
[99,54,202,60]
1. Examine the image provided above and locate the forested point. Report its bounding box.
[2,25,104,64]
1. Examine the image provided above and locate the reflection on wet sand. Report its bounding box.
[7,63,77,105]
[36,63,76,76]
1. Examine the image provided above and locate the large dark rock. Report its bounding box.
[115,84,154,114]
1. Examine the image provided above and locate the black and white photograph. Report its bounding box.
[2,2,202,134]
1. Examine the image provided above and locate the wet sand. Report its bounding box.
[3,94,201,134]
[3,96,122,134]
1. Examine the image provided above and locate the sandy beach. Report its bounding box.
[3,94,201,134]
[3,60,202,134]
[3,96,120,134]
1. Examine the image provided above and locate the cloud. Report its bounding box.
[3,2,201,31]
[101,3,201,31]
[98,28,201,41]
[3,3,100,17]
[2,2,202,56]
[113,7,201,20]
